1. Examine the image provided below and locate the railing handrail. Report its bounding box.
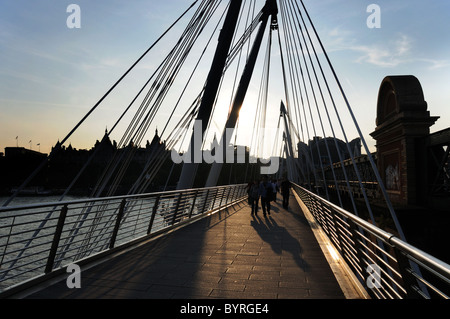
[292,182,450,299]
[0,184,243,213]
[0,184,248,296]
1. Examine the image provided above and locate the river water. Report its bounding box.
[0,195,88,208]
[0,193,177,292]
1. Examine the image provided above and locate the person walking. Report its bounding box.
[281,178,291,209]
[246,181,252,205]
[249,180,260,215]
[271,179,278,203]
[259,177,274,216]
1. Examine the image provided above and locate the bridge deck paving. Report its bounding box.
[24,193,352,299]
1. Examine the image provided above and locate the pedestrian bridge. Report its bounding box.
[1,0,450,301]
[1,184,449,299]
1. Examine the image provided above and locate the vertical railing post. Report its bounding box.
[171,193,183,225]
[188,190,199,219]
[319,201,331,237]
[211,188,219,210]
[224,187,230,207]
[393,248,422,298]
[228,186,234,204]
[330,207,345,258]
[110,199,126,249]
[219,187,225,207]
[147,195,161,235]
[308,194,318,222]
[347,219,370,290]
[45,204,68,274]
[315,200,324,232]
[230,186,236,204]
[201,189,210,214]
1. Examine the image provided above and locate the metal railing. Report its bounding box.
[0,184,247,295]
[292,183,450,299]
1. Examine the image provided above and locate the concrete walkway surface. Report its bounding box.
[22,193,361,299]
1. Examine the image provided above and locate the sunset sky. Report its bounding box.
[1,0,449,156]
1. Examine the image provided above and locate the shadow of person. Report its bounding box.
[251,214,309,272]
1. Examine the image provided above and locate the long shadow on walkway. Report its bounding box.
[250,213,309,272]
[23,196,345,299]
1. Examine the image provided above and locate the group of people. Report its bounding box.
[247,177,291,216]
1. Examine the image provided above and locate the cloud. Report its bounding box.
[418,58,450,70]
[352,34,413,68]
[349,34,450,70]
[325,27,357,52]
[324,29,415,67]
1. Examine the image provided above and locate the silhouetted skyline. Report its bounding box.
[1,1,449,157]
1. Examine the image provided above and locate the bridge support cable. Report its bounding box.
[0,0,213,277]
[1,1,200,208]
[275,20,314,187]
[106,2,269,195]
[125,5,235,197]
[252,19,274,168]
[296,0,406,241]
[92,0,224,200]
[275,1,398,297]
[5,0,228,267]
[295,9,426,299]
[124,3,266,195]
[71,1,260,258]
[279,1,352,198]
[280,2,332,200]
[63,1,278,259]
[293,0,428,297]
[205,0,278,187]
[281,0,388,284]
[279,102,303,183]
[79,0,220,199]
[286,9,393,283]
[280,12,388,289]
[292,1,376,222]
[278,0,393,226]
[281,0,396,277]
[4,0,205,207]
[276,7,320,190]
[61,1,227,259]
[290,0,359,207]
[177,0,244,190]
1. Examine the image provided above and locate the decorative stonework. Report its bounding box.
[371,76,439,207]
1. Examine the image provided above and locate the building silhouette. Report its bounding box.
[298,136,361,169]
[0,130,262,196]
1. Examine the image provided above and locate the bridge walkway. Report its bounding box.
[21,193,364,299]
